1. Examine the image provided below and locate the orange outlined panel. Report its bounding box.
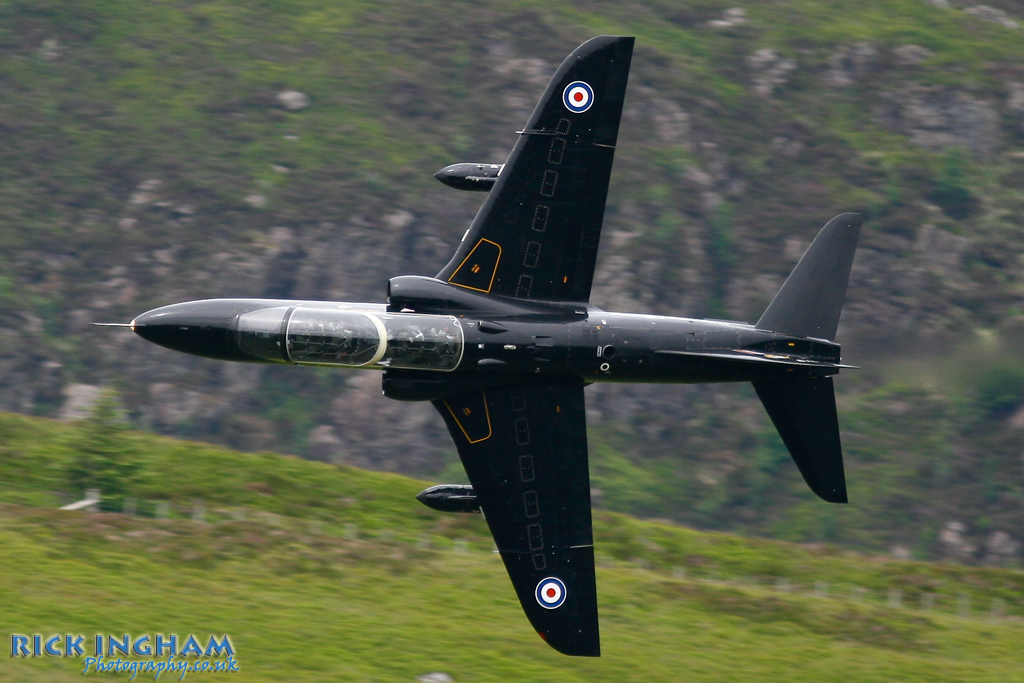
[443,391,493,444]
[448,239,502,293]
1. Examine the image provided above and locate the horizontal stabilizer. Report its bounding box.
[654,349,856,369]
[752,377,847,503]
[756,214,861,340]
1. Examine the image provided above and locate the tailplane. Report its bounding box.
[753,377,847,503]
[756,213,861,340]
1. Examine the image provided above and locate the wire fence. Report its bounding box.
[3,483,1022,624]
[654,563,1020,623]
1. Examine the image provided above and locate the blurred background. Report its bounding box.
[2,0,1024,567]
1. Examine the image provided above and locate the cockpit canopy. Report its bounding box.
[235,307,463,371]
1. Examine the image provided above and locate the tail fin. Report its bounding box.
[756,213,862,340]
[753,377,847,503]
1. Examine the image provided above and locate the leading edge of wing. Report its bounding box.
[430,381,599,656]
[436,36,634,304]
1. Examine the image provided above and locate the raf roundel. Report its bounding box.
[535,577,567,609]
[562,81,594,113]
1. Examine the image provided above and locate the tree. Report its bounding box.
[66,390,142,510]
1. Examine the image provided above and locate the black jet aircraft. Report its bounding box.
[114,36,861,656]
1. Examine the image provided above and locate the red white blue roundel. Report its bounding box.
[535,577,567,609]
[563,81,594,113]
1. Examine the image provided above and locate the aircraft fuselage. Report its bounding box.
[130,291,843,402]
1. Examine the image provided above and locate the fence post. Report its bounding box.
[957,593,971,618]
[86,489,100,512]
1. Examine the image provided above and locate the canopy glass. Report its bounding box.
[236,307,463,371]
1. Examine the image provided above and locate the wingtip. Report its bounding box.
[818,487,849,505]
[830,212,863,229]
[540,630,601,657]
[569,35,635,62]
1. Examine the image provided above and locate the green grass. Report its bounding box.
[2,411,1024,681]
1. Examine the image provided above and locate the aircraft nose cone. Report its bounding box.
[130,301,236,360]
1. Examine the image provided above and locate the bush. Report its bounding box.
[65,390,144,509]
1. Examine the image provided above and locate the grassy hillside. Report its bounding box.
[2,412,1024,682]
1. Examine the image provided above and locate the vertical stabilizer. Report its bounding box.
[756,214,861,340]
[753,377,847,503]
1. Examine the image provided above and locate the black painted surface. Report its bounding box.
[435,36,634,303]
[433,383,598,656]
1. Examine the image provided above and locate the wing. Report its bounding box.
[431,381,598,656]
[436,36,634,303]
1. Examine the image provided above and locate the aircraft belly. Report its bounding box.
[461,320,571,373]
[573,316,835,384]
